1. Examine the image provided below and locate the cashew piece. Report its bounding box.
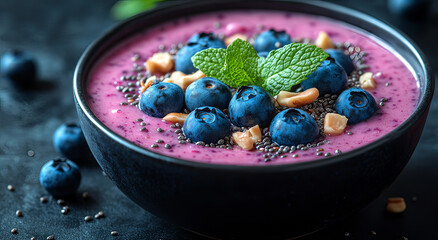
[145,52,174,75]
[232,125,262,151]
[276,88,319,108]
[315,31,334,49]
[324,113,348,136]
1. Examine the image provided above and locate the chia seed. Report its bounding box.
[379,102,385,107]
[11,228,18,234]
[316,152,324,156]
[292,154,298,158]
[196,141,206,146]
[347,131,353,135]
[84,216,93,222]
[7,185,14,191]
[335,149,342,155]
[175,129,182,134]
[111,231,119,236]
[139,127,147,132]
[151,144,158,148]
[40,196,48,203]
[179,140,187,144]
[164,144,171,149]
[324,152,332,157]
[157,128,163,132]
[140,122,146,126]
[27,150,35,157]
[156,139,164,143]
[16,210,22,217]
[280,155,287,159]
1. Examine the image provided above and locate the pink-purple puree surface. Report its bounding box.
[86,11,418,165]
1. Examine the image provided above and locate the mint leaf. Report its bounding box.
[191,48,231,84]
[224,38,262,87]
[259,43,328,96]
[111,0,165,20]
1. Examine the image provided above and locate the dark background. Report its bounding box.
[0,0,437,239]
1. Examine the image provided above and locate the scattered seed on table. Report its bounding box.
[344,232,350,237]
[98,211,105,218]
[16,210,22,217]
[40,196,48,203]
[61,208,69,215]
[27,150,35,157]
[370,230,377,235]
[84,216,92,222]
[111,231,119,236]
[47,235,55,240]
[11,228,18,234]
[31,237,36,240]
[7,185,15,191]
[82,192,89,199]
[57,199,66,206]
[94,214,101,219]
[411,196,418,202]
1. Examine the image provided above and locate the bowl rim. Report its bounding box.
[74,0,434,172]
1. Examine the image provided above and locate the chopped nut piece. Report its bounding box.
[140,76,156,94]
[164,70,205,91]
[225,33,248,46]
[359,72,377,90]
[145,52,174,74]
[324,113,348,135]
[315,31,334,49]
[162,113,188,124]
[276,88,319,108]
[232,125,262,150]
[386,197,406,213]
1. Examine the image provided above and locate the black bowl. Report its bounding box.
[73,0,434,239]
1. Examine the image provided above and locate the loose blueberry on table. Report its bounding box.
[40,158,81,197]
[53,123,91,162]
[120,28,381,161]
[0,49,37,87]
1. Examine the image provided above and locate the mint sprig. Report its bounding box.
[191,39,328,96]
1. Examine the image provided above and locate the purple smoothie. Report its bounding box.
[86,11,418,165]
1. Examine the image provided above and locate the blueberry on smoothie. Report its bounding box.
[140,82,184,118]
[257,51,269,58]
[228,86,276,128]
[40,158,81,197]
[325,49,354,75]
[176,33,226,74]
[335,88,378,124]
[185,77,232,111]
[183,106,230,143]
[188,32,226,49]
[270,109,319,146]
[301,59,347,95]
[0,50,37,86]
[53,123,91,162]
[253,29,291,53]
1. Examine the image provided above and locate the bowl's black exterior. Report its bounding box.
[74,1,434,239]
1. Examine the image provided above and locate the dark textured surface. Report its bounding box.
[0,0,437,239]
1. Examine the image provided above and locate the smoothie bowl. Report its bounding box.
[74,0,433,239]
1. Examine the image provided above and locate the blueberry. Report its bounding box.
[335,88,379,124]
[40,158,81,197]
[188,32,226,49]
[270,109,319,146]
[53,123,92,162]
[257,51,269,58]
[185,77,232,111]
[325,49,354,75]
[228,86,276,128]
[176,33,226,74]
[301,59,347,95]
[0,50,37,86]
[388,0,430,18]
[253,29,291,53]
[183,106,230,143]
[140,82,184,118]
